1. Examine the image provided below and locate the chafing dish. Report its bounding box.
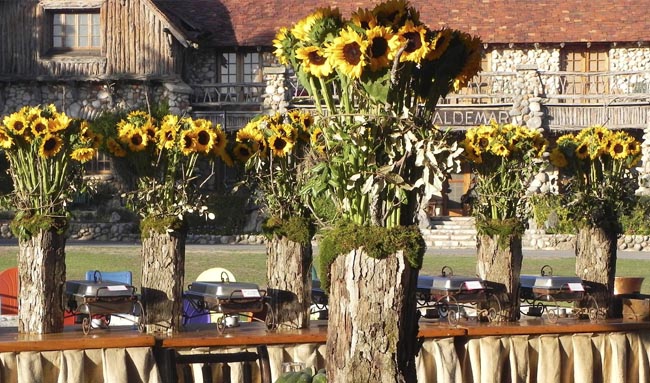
[64,271,144,334]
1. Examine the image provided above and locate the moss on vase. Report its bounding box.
[140,216,188,238]
[262,215,315,246]
[317,223,425,291]
[10,211,68,241]
[476,218,525,248]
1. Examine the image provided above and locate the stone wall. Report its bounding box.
[0,79,192,119]
[0,221,266,245]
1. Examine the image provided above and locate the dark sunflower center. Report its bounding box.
[197,130,211,146]
[273,138,287,150]
[239,146,251,156]
[343,42,362,65]
[14,122,24,131]
[578,145,588,155]
[478,137,489,148]
[34,122,47,134]
[308,51,327,66]
[370,37,389,58]
[130,134,143,146]
[613,143,624,154]
[404,31,422,53]
[182,135,193,149]
[43,137,57,151]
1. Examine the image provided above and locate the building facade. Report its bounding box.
[2,0,650,216]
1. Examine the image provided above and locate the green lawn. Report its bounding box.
[1,244,649,295]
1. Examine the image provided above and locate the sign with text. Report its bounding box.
[433,108,511,127]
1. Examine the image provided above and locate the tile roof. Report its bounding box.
[152,0,650,47]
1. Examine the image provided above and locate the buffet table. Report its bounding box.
[1,318,650,382]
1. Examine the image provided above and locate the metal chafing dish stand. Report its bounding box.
[417,266,503,324]
[519,265,604,322]
[65,270,145,334]
[183,271,276,333]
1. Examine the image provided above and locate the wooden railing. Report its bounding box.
[189,83,266,105]
[191,110,259,132]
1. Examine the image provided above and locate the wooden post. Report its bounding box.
[326,248,419,383]
[17,229,66,334]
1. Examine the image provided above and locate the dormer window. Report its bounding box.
[52,11,100,50]
[40,1,103,58]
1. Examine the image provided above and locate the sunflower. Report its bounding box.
[125,128,148,152]
[3,113,28,136]
[373,0,410,29]
[273,27,290,65]
[453,33,483,91]
[296,45,333,78]
[287,110,302,124]
[50,112,72,133]
[627,140,641,157]
[397,21,430,63]
[365,26,399,72]
[39,134,63,158]
[237,122,264,152]
[79,121,93,142]
[191,122,216,154]
[25,106,42,122]
[0,129,13,149]
[575,142,590,160]
[311,126,324,146]
[291,7,341,43]
[427,28,452,60]
[269,134,294,157]
[179,129,196,155]
[274,123,298,144]
[351,7,377,29]
[326,27,369,79]
[30,117,50,137]
[233,142,254,163]
[491,143,510,157]
[609,138,628,160]
[463,143,483,164]
[142,120,157,141]
[106,138,127,157]
[156,126,176,150]
[71,147,96,163]
[549,148,568,168]
[212,127,228,155]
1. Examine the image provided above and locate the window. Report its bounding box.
[561,46,609,102]
[84,152,112,175]
[218,52,263,83]
[216,52,264,103]
[51,11,100,51]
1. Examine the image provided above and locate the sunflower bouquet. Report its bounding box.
[234,110,320,224]
[549,125,641,230]
[273,0,480,227]
[462,122,548,232]
[96,110,228,223]
[0,105,97,237]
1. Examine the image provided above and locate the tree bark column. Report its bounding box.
[141,229,186,333]
[266,235,312,329]
[575,225,617,318]
[476,233,523,322]
[17,228,66,334]
[326,248,419,383]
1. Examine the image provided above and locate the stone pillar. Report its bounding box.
[636,111,650,196]
[262,66,290,114]
[162,81,193,116]
[509,65,545,132]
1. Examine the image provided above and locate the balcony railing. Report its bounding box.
[191,110,260,132]
[190,82,266,105]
